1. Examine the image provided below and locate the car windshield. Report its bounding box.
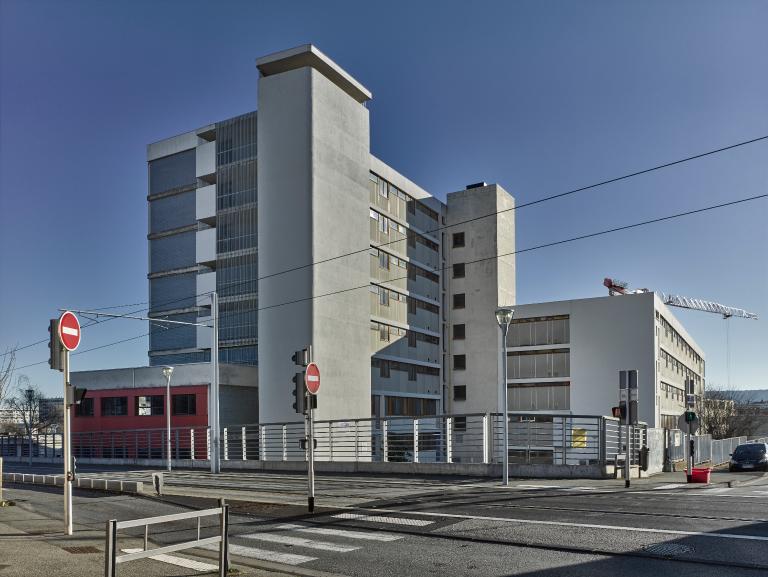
[733,444,766,458]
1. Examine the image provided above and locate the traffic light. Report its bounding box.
[292,371,306,414]
[66,385,87,407]
[685,411,697,423]
[48,318,64,372]
[292,348,310,367]
[612,403,627,420]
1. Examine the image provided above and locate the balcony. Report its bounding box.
[196,184,216,225]
[196,141,216,180]
[196,227,216,267]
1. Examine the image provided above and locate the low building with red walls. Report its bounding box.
[70,363,258,460]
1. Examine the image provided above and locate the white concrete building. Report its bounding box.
[487,292,705,428]
[142,45,517,425]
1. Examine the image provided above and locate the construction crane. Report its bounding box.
[603,277,758,388]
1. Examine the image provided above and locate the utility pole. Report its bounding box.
[63,349,73,535]
[210,292,220,474]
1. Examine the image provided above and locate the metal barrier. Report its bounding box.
[2,413,645,472]
[104,504,228,577]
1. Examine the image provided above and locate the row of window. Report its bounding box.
[453,382,571,412]
[371,358,440,380]
[372,248,439,282]
[384,396,438,417]
[660,381,684,402]
[507,349,570,379]
[369,209,439,251]
[371,321,439,345]
[369,285,439,314]
[75,394,197,417]
[506,316,570,347]
[656,311,704,368]
[659,347,701,383]
[370,173,439,222]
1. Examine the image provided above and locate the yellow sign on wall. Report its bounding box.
[572,428,587,448]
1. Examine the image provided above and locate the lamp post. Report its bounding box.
[495,307,514,486]
[162,366,174,472]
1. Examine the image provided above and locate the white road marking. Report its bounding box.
[62,326,79,336]
[568,486,611,492]
[277,523,402,541]
[654,484,686,490]
[516,484,561,489]
[354,506,768,543]
[241,532,360,552]
[199,542,315,565]
[700,488,731,494]
[121,548,217,572]
[332,513,434,526]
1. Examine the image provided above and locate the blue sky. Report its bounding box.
[1,0,766,397]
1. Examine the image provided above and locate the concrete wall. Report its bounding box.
[258,48,372,423]
[446,184,516,414]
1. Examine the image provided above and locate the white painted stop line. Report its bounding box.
[62,326,79,336]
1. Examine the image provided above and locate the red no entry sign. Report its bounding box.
[305,362,320,395]
[58,311,81,351]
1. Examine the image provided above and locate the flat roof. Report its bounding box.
[257,44,372,103]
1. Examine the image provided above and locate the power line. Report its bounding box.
[14,191,765,371]
[5,133,766,356]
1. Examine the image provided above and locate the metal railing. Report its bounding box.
[104,504,228,577]
[667,432,768,466]
[1,413,647,472]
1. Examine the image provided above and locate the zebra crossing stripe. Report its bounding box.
[654,484,686,490]
[277,523,403,541]
[332,513,434,526]
[241,532,361,552]
[121,548,217,572]
[199,542,315,565]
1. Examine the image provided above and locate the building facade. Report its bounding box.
[491,292,705,428]
[144,45,517,425]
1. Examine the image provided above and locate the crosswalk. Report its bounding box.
[120,516,419,572]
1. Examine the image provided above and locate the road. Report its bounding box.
[3,467,768,576]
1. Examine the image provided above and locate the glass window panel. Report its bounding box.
[149,149,195,195]
[150,191,196,233]
[149,232,196,273]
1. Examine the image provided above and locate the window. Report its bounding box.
[453,324,466,340]
[452,232,465,248]
[380,361,391,378]
[507,349,570,379]
[379,216,389,234]
[75,398,94,417]
[172,394,196,416]
[407,200,416,214]
[454,385,467,401]
[408,365,417,381]
[454,416,467,431]
[453,263,465,278]
[101,397,128,416]
[407,297,416,314]
[408,331,417,348]
[136,395,164,416]
[379,289,389,307]
[380,324,390,342]
[454,354,466,370]
[453,293,465,309]
[508,382,570,411]
[379,251,390,270]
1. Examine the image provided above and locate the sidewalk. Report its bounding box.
[0,486,292,577]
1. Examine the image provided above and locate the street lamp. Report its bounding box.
[162,366,174,472]
[495,307,514,486]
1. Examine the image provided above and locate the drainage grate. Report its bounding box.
[61,546,101,554]
[645,543,693,557]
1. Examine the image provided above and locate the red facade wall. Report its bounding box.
[71,385,208,433]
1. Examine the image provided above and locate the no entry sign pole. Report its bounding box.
[305,360,320,512]
[58,311,81,536]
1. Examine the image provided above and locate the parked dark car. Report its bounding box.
[729,443,768,472]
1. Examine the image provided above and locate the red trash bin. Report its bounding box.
[690,467,711,483]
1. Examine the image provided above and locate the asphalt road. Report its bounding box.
[4,469,768,576]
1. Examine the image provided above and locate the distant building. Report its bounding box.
[463,292,705,428]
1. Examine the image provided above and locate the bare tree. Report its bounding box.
[5,377,61,466]
[0,346,15,409]
[699,383,763,439]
